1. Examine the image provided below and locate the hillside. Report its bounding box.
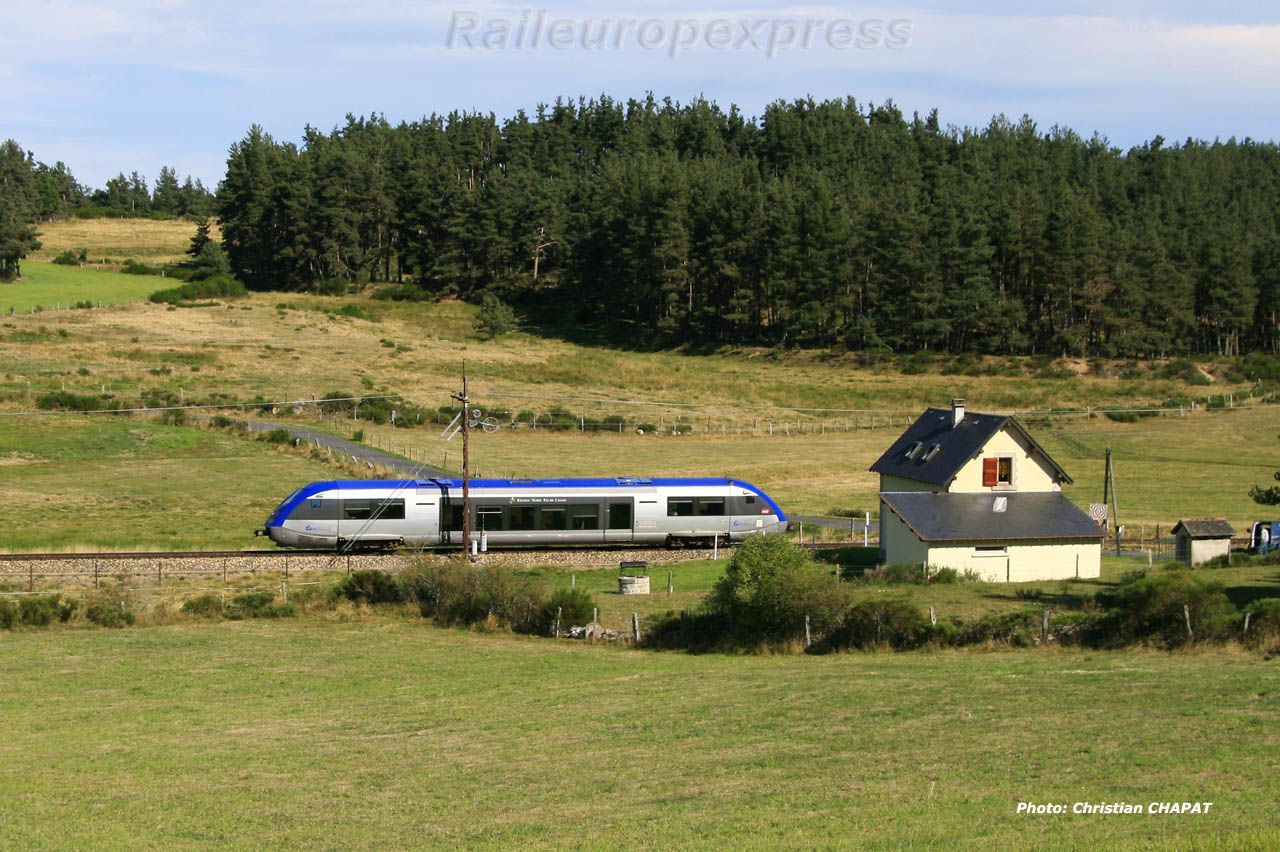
[0,219,1276,549]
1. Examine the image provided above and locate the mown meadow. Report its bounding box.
[0,619,1275,852]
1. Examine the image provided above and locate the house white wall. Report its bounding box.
[878,427,1062,495]
[879,474,938,493]
[923,540,1102,582]
[948,428,1061,494]
[880,505,929,565]
[1185,537,1231,566]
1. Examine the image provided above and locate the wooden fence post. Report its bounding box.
[632,612,640,643]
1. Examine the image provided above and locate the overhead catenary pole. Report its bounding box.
[452,367,472,556]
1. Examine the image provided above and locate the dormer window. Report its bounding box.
[923,444,941,461]
[905,441,924,459]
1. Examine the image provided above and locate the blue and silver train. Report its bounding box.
[257,477,788,549]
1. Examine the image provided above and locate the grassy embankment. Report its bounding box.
[0,621,1275,852]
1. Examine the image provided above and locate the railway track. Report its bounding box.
[0,542,860,591]
[0,540,855,563]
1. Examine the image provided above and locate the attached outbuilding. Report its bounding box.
[1171,519,1235,566]
[871,399,1104,582]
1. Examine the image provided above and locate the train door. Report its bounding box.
[413,487,441,546]
[605,499,633,544]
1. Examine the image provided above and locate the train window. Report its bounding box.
[667,498,694,517]
[445,505,463,532]
[291,498,338,521]
[477,506,503,531]
[696,498,725,516]
[507,506,536,531]
[539,508,568,530]
[342,499,404,521]
[570,504,599,530]
[342,500,373,520]
[745,495,756,504]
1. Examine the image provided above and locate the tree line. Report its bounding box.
[215,96,1280,357]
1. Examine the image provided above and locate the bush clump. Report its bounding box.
[398,561,546,632]
[121,258,162,275]
[149,273,247,305]
[704,535,850,643]
[1097,571,1235,647]
[52,249,85,266]
[35,391,110,412]
[334,570,403,606]
[181,593,224,618]
[224,591,295,619]
[0,594,78,628]
[825,599,933,650]
[86,602,136,628]
[541,587,597,634]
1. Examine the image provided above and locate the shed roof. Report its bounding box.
[869,408,1071,487]
[880,491,1105,543]
[1170,519,1235,539]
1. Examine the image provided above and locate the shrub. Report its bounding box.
[541,587,597,633]
[474,294,518,339]
[1243,598,1280,643]
[827,599,933,650]
[332,303,377,322]
[1098,571,1236,647]
[35,391,107,412]
[316,277,347,296]
[52,249,81,266]
[333,570,403,605]
[262,428,292,444]
[209,415,233,428]
[954,609,1044,646]
[121,258,162,276]
[86,602,136,628]
[181,593,224,618]
[149,274,247,305]
[0,595,77,628]
[398,561,547,632]
[704,535,850,642]
[931,567,960,584]
[18,594,77,626]
[225,591,295,619]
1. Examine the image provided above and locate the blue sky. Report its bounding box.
[2,1,1277,190]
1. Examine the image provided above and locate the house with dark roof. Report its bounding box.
[1171,519,1235,566]
[871,400,1104,582]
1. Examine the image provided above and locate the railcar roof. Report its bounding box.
[315,477,754,489]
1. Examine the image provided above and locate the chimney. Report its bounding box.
[951,398,966,427]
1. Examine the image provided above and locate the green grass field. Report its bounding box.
[0,621,1274,851]
[0,416,336,551]
[1,261,160,314]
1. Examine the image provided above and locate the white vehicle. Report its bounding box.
[258,476,787,550]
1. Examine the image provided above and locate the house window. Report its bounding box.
[975,545,1007,556]
[982,456,1014,487]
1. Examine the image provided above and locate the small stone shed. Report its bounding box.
[1171,519,1235,566]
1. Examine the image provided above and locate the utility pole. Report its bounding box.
[452,367,472,557]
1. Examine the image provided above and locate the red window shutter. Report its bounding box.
[982,457,998,487]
